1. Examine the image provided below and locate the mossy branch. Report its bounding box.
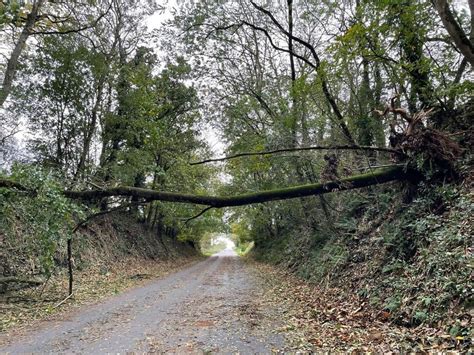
[1,166,414,208]
[64,166,411,207]
[0,178,36,195]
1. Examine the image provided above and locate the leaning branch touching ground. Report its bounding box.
[0,166,414,207]
[189,145,404,165]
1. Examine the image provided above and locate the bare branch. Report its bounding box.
[30,3,112,36]
[184,206,214,224]
[72,202,147,233]
[0,123,21,145]
[248,1,355,144]
[190,145,403,165]
[238,21,317,70]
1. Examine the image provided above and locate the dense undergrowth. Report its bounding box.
[0,166,199,298]
[1,214,197,293]
[250,178,473,340]
[0,166,84,281]
[0,205,199,331]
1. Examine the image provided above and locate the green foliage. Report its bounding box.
[177,208,224,243]
[372,185,473,325]
[299,240,348,281]
[8,25,216,244]
[0,0,471,338]
[198,233,228,256]
[235,241,254,256]
[247,178,472,329]
[13,34,106,176]
[1,164,85,276]
[230,221,255,256]
[0,1,28,27]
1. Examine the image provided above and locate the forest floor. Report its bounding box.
[0,250,466,353]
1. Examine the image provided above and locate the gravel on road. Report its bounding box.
[0,249,290,353]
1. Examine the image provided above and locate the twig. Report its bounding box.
[53,292,74,309]
[0,123,21,145]
[87,181,105,190]
[358,164,405,171]
[38,274,52,297]
[30,3,112,36]
[447,130,472,137]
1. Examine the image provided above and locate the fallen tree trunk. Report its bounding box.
[64,166,411,207]
[1,166,414,208]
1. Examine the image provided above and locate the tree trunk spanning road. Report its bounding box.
[1,166,413,208]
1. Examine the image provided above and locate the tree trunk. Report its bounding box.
[433,0,474,66]
[0,167,417,208]
[74,76,105,181]
[0,0,44,107]
[67,237,73,296]
[62,166,412,207]
[287,0,298,148]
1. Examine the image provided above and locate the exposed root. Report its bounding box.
[375,99,463,179]
[400,127,462,173]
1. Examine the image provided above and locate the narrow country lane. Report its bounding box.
[0,250,288,353]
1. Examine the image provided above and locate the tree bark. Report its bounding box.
[63,166,411,207]
[67,238,73,296]
[287,0,298,148]
[0,167,415,208]
[433,0,474,66]
[0,0,44,107]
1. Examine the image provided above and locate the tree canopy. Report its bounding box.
[0,0,471,240]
